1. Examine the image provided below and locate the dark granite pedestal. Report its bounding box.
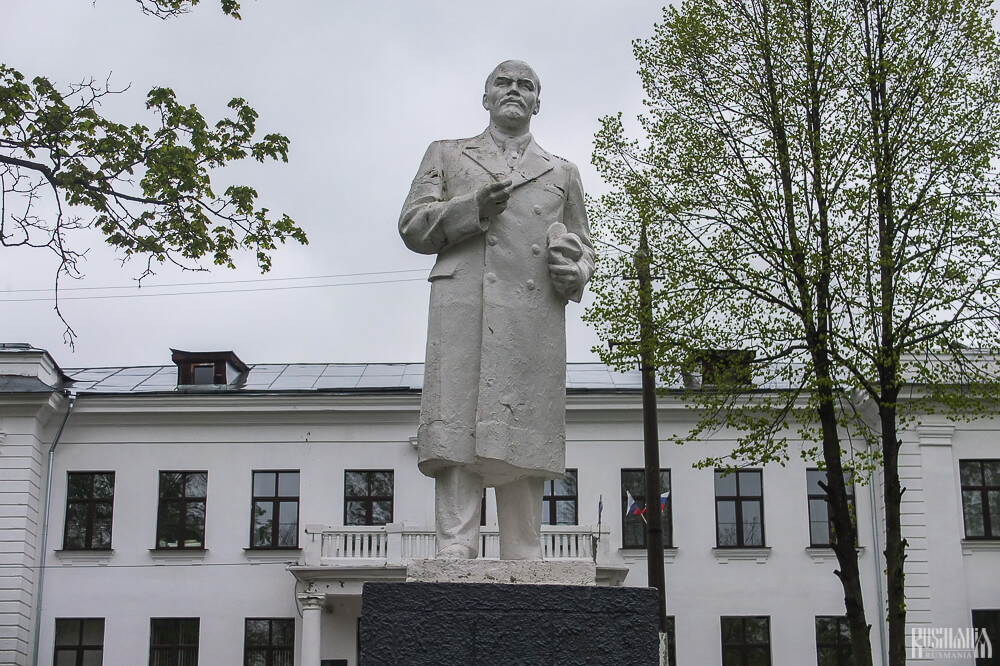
[359,581,659,666]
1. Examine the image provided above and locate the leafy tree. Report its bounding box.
[588,0,1000,664]
[0,0,306,342]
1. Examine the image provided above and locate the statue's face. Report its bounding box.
[482,61,540,129]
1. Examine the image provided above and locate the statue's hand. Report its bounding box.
[476,179,513,220]
[547,227,586,298]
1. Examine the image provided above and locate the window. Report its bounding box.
[244,618,294,666]
[149,618,199,666]
[156,472,207,549]
[344,471,394,526]
[54,618,104,666]
[63,472,115,550]
[192,364,216,385]
[960,460,1000,539]
[815,616,851,666]
[665,616,677,666]
[621,469,672,548]
[972,610,999,666]
[250,471,300,549]
[715,470,764,547]
[721,616,771,666]
[542,470,578,525]
[807,469,856,547]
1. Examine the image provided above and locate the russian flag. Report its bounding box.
[660,491,670,510]
[626,490,645,516]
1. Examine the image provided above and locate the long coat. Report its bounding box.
[399,130,595,486]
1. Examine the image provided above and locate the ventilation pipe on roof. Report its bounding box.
[31,389,76,666]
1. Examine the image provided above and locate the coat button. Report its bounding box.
[531,244,541,256]
[526,279,536,290]
[486,272,497,283]
[533,205,542,215]
[487,235,498,246]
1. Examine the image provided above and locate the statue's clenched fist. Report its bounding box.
[476,179,513,219]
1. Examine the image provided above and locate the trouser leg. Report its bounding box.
[434,465,483,558]
[496,476,544,560]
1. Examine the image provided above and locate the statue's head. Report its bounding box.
[483,60,541,132]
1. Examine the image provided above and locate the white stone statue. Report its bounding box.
[399,61,595,560]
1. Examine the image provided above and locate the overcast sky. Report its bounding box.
[1,0,663,369]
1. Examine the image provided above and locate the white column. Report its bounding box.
[299,595,324,666]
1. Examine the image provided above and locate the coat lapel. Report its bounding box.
[461,133,508,181]
[461,132,555,189]
[510,139,554,191]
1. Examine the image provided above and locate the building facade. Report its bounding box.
[0,344,997,665]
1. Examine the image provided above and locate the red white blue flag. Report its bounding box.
[626,490,645,516]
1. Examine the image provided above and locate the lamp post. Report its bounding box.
[636,219,667,633]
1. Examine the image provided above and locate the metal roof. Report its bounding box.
[59,362,645,394]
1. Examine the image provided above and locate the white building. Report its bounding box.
[0,343,997,665]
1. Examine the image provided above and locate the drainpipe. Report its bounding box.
[31,390,76,666]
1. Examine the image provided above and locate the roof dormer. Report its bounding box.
[170,349,249,389]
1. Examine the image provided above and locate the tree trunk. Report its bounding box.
[816,387,876,666]
[880,397,907,665]
[802,0,875,658]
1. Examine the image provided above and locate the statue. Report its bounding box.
[399,60,595,560]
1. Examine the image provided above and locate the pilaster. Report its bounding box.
[917,424,970,630]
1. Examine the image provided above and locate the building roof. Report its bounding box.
[59,362,646,394]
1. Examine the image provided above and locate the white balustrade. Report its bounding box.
[542,526,594,559]
[321,527,388,560]
[306,524,606,566]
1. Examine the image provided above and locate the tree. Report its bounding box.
[135,0,242,20]
[587,0,1000,663]
[0,0,306,342]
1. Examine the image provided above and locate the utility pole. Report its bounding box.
[636,219,667,633]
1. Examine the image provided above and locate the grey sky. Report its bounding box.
[0,1,662,367]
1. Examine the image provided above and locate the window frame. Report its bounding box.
[155,471,208,550]
[621,468,673,549]
[542,469,578,526]
[62,472,115,551]
[243,618,294,666]
[960,459,1000,540]
[344,470,394,526]
[249,470,300,549]
[806,469,856,547]
[149,617,199,666]
[815,616,852,666]
[720,615,772,666]
[714,469,765,548]
[54,617,105,666]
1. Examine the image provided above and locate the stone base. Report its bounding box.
[406,558,597,585]
[359,581,659,666]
